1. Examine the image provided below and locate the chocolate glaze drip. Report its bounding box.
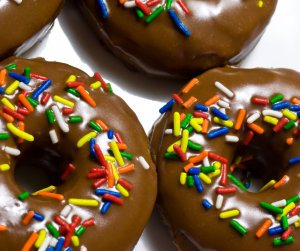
[150,67,300,250]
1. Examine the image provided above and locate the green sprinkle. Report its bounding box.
[135,7,144,18]
[282,215,289,230]
[273,236,294,246]
[108,150,132,160]
[230,220,247,235]
[227,174,247,191]
[284,120,295,130]
[6,63,16,70]
[286,195,299,205]
[270,94,283,104]
[186,126,193,134]
[18,191,29,201]
[187,175,194,187]
[0,133,9,140]
[166,0,173,9]
[181,114,192,128]
[260,201,283,214]
[69,116,82,123]
[66,87,80,97]
[201,166,215,173]
[145,6,164,23]
[24,67,30,79]
[46,110,55,124]
[165,153,179,159]
[75,226,85,237]
[107,83,113,93]
[47,224,60,238]
[26,97,38,107]
[187,141,201,151]
[89,121,102,132]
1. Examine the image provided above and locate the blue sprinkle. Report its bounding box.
[195,104,208,112]
[101,201,112,214]
[188,168,200,175]
[202,200,212,209]
[168,9,191,36]
[46,247,54,251]
[211,108,229,120]
[159,99,175,114]
[54,238,65,251]
[108,129,114,139]
[0,87,5,94]
[95,189,121,197]
[297,111,300,118]
[66,248,73,251]
[32,80,52,100]
[268,227,284,235]
[28,211,44,221]
[193,175,203,192]
[208,127,229,139]
[244,181,250,189]
[272,102,290,110]
[289,156,300,164]
[8,72,30,84]
[289,105,300,111]
[90,138,96,158]
[97,0,108,18]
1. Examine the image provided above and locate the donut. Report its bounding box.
[0,0,65,61]
[0,57,157,251]
[150,66,300,250]
[77,0,277,78]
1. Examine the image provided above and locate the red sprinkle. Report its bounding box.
[216,187,236,194]
[62,108,74,115]
[290,206,300,216]
[82,219,95,227]
[146,0,160,7]
[103,193,123,205]
[87,171,108,179]
[220,164,227,186]
[71,216,81,228]
[61,164,75,180]
[64,226,74,248]
[282,228,292,241]
[55,216,70,231]
[273,118,288,133]
[243,131,254,146]
[22,90,29,97]
[67,82,85,88]
[293,130,300,136]
[58,226,69,236]
[41,93,50,105]
[115,133,124,144]
[135,0,151,15]
[94,72,109,91]
[3,106,25,121]
[118,178,133,191]
[177,0,190,14]
[17,107,30,116]
[172,94,183,104]
[92,177,108,189]
[91,168,108,173]
[173,144,186,161]
[208,152,228,164]
[22,72,48,80]
[252,97,269,105]
[194,111,208,119]
[93,144,107,168]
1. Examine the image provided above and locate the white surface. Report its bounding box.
[20,0,300,250]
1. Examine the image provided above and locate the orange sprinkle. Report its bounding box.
[118,164,134,174]
[292,98,300,105]
[256,220,272,238]
[182,96,197,108]
[21,232,39,251]
[183,163,194,172]
[119,0,125,4]
[235,109,246,130]
[18,122,25,143]
[180,113,186,123]
[109,142,127,150]
[107,163,114,188]
[77,86,96,107]
[241,155,254,163]
[96,120,108,131]
[182,78,199,93]
[204,95,220,106]
[247,123,264,134]
[0,69,6,86]
[0,110,14,122]
[22,211,34,225]
[19,94,34,112]
[201,120,209,133]
[189,151,208,164]
[38,192,64,201]
[274,175,289,189]
[0,225,6,231]
[286,138,293,145]
[230,164,246,173]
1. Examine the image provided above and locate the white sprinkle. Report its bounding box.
[38,236,52,251]
[288,215,299,225]
[215,81,234,98]
[14,0,22,4]
[4,146,20,156]
[18,82,32,91]
[225,135,239,142]
[247,113,260,124]
[49,237,58,247]
[271,199,286,208]
[49,129,58,144]
[60,205,72,217]
[218,100,230,108]
[81,246,88,251]
[52,105,69,133]
[165,129,173,134]
[219,108,226,114]
[216,194,223,209]
[124,1,136,7]
[262,110,283,118]
[203,156,210,167]
[139,156,149,170]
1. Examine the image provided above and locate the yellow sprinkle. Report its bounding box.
[7,123,34,141]
[5,80,19,95]
[219,210,240,219]
[190,118,203,132]
[53,95,74,108]
[1,98,15,110]
[258,0,263,7]
[174,112,181,137]
[32,185,56,196]
[213,162,221,169]
[180,172,187,185]
[263,116,278,125]
[0,164,10,171]
[66,75,76,83]
[208,169,221,178]
[77,132,97,148]
[110,141,124,166]
[71,236,80,246]
[68,199,99,207]
[259,180,276,192]
[199,173,211,184]
[283,109,297,121]
[116,184,129,197]
[295,221,300,228]
[167,139,182,153]
[234,156,243,165]
[213,117,234,127]
[90,81,101,89]
[181,129,189,153]
[104,155,115,162]
[276,202,295,221]
[35,229,46,248]
[111,162,119,182]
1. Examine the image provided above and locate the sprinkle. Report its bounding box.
[38,192,64,201]
[110,141,124,166]
[188,168,200,175]
[286,195,299,205]
[183,96,197,108]
[61,164,75,180]
[220,164,227,186]
[194,105,207,113]
[135,0,151,15]
[201,120,209,133]
[5,80,19,95]
[145,6,164,23]
[0,69,6,86]
[284,120,295,130]
[189,151,208,164]
[60,205,72,218]
[2,97,15,110]
[139,156,150,170]
[103,193,123,205]
[106,163,114,188]
[146,0,160,7]
[180,172,187,185]
[22,211,34,225]
[69,116,82,123]
[166,0,172,8]
[276,202,295,221]
[259,180,276,192]
[202,200,212,209]
[41,93,50,105]
[55,237,65,250]
[32,186,56,196]
[173,144,186,161]
[8,72,29,84]
[230,220,247,235]
[168,9,191,36]
[181,113,192,128]
[49,237,58,247]
[289,105,300,111]
[271,199,286,208]
[272,101,289,110]
[21,232,39,251]
[273,118,288,132]
[247,123,264,134]
[32,80,52,100]
[76,86,96,107]
[7,123,34,141]
[35,229,46,248]
[217,100,230,108]
[247,113,260,124]
[28,211,44,221]
[180,129,189,153]
[109,150,132,160]
[208,127,229,138]
[94,72,109,91]
[215,81,234,98]
[71,236,80,247]
[256,220,272,238]
[190,118,203,132]
[213,117,233,127]
[26,97,38,107]
[193,175,203,192]
[187,175,194,187]
[270,94,283,104]
[252,97,269,105]
[273,236,294,246]
[282,228,292,241]
[4,146,20,156]
[290,206,300,216]
[52,106,69,133]
[0,111,14,122]
[116,184,129,197]
[177,0,190,14]
[283,109,297,120]
[97,0,109,17]
[292,97,300,105]
[269,227,284,235]
[212,108,228,120]
[208,152,228,163]
[118,178,132,191]
[3,106,24,121]
[227,174,247,191]
[234,109,246,130]
[118,164,134,174]
[124,0,136,7]
[96,120,109,131]
[68,198,99,206]
[159,99,175,114]
[260,202,283,214]
[18,82,31,91]
[293,129,300,136]
[89,121,102,132]
[288,215,299,225]
[135,6,144,18]
[274,175,289,188]
[53,95,74,108]
[263,115,278,125]
[38,236,51,251]
[258,0,263,7]
[216,187,236,194]
[90,80,101,89]
[77,132,97,148]
[0,87,4,93]
[173,112,181,136]
[93,144,107,167]
[216,194,223,209]
[0,133,9,140]
[219,210,239,219]
[18,107,30,116]
[66,87,80,97]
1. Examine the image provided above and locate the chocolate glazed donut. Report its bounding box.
[0,57,157,251]
[0,0,65,61]
[77,0,277,79]
[150,67,300,250]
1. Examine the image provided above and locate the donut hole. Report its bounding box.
[14,147,64,194]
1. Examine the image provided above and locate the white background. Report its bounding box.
[21,0,300,250]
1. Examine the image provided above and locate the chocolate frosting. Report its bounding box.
[150,67,300,250]
[77,0,277,78]
[0,57,157,251]
[0,0,65,61]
